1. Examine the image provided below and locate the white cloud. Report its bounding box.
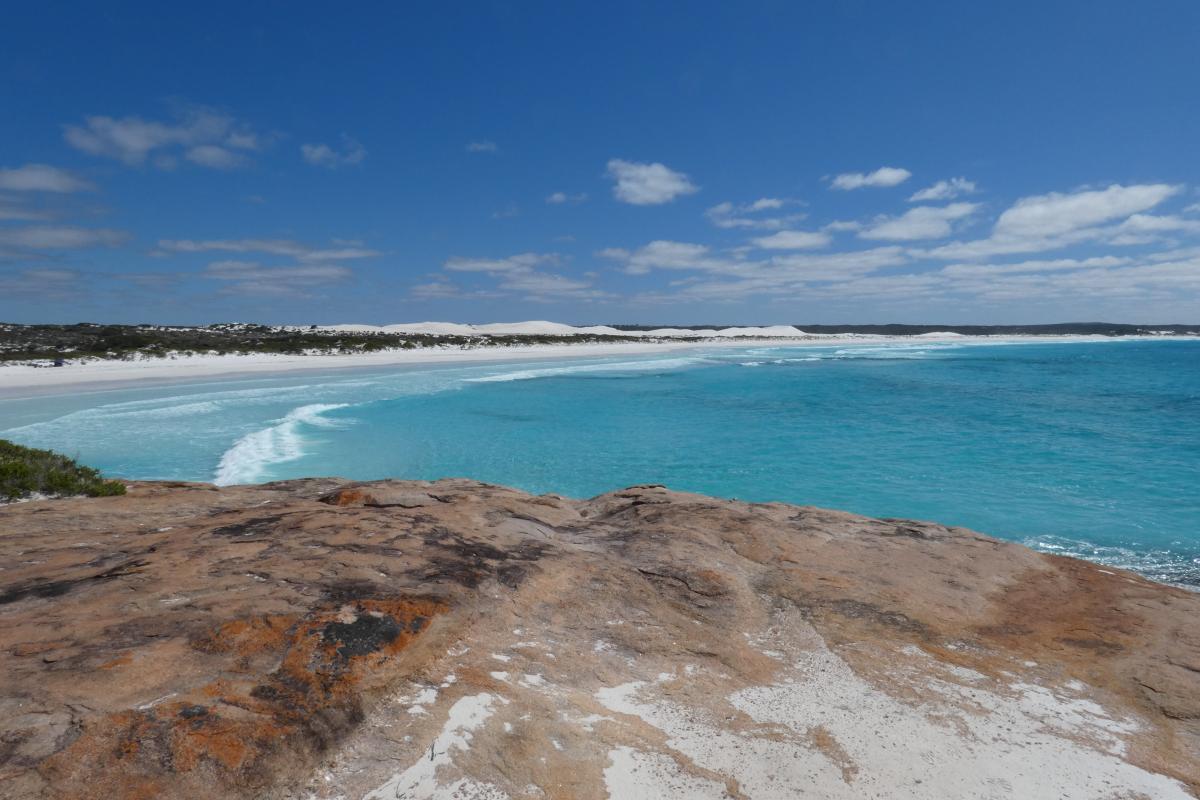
[769,247,908,281]
[924,183,1182,259]
[752,230,832,250]
[0,164,94,193]
[63,107,261,168]
[546,191,587,205]
[859,202,979,241]
[608,239,906,289]
[497,270,599,299]
[830,166,912,190]
[939,255,1132,277]
[0,203,51,221]
[0,225,126,250]
[205,260,352,282]
[184,145,246,170]
[444,252,558,273]
[606,159,699,205]
[993,183,1179,239]
[439,251,604,301]
[203,260,353,296]
[156,238,379,261]
[410,279,466,299]
[146,237,379,296]
[466,140,498,153]
[0,268,84,297]
[705,199,804,230]
[909,177,977,202]
[301,136,367,168]
[615,240,736,275]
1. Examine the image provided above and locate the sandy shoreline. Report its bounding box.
[0,333,1171,399]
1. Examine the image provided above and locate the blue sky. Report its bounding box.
[2,1,1199,325]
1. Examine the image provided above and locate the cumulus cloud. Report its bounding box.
[909,177,977,202]
[859,203,979,241]
[185,144,247,170]
[751,230,832,250]
[925,184,1182,259]
[63,106,262,168]
[607,239,905,287]
[300,136,367,168]
[608,240,735,275]
[705,198,805,230]
[444,252,558,273]
[440,251,605,301]
[546,191,587,205]
[606,159,699,205]
[993,184,1180,239]
[0,164,94,193]
[466,141,498,153]
[830,166,912,190]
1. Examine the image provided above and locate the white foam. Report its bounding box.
[465,357,706,383]
[213,403,348,485]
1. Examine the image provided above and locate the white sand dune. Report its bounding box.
[316,321,812,338]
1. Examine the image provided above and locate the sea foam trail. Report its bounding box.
[464,357,707,383]
[214,403,349,486]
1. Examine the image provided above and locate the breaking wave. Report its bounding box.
[214,403,350,486]
[1024,535,1200,590]
[465,357,708,383]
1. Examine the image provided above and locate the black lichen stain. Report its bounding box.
[209,514,289,539]
[415,528,551,588]
[0,559,148,606]
[321,614,403,661]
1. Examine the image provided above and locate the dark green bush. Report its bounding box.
[0,439,126,502]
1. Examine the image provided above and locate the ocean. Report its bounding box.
[2,338,1198,586]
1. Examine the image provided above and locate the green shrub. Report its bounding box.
[0,440,126,502]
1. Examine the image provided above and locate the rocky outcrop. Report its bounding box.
[1,479,1197,799]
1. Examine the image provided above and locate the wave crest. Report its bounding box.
[214,403,349,486]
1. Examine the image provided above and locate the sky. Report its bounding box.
[2,1,1199,326]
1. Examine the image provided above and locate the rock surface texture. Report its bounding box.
[1,479,1198,799]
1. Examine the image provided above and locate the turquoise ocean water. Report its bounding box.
[2,339,1198,586]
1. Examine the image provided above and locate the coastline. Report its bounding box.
[0,332,1161,399]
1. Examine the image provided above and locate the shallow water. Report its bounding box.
[3,339,1198,586]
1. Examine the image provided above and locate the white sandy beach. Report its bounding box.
[0,322,1163,398]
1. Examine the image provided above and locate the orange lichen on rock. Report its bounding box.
[320,488,369,507]
[38,595,446,799]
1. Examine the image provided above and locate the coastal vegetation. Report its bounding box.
[0,439,126,501]
[1,321,1195,365]
[0,322,651,363]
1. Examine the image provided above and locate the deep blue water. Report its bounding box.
[3,339,1198,586]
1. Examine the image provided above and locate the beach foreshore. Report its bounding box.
[0,333,1164,398]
